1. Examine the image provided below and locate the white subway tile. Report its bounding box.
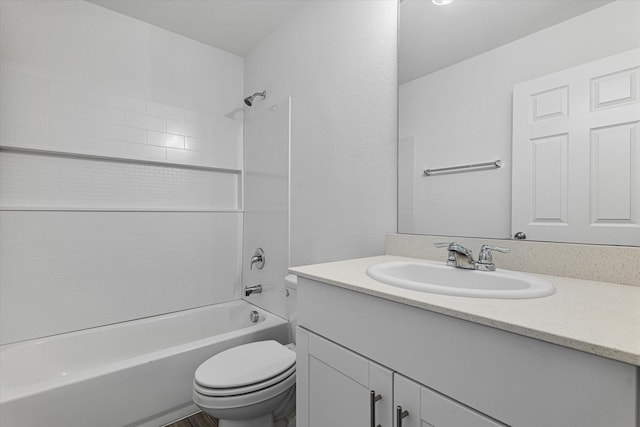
[16,88,53,113]
[124,112,146,129]
[0,86,19,107]
[15,127,77,151]
[0,106,47,129]
[48,113,101,137]
[76,103,125,125]
[166,147,203,165]
[0,68,48,94]
[101,123,126,141]
[75,86,102,105]
[46,96,77,116]
[125,112,166,132]
[213,117,242,143]
[185,136,211,152]
[124,142,166,161]
[76,136,125,157]
[102,91,146,114]
[185,109,209,125]
[0,125,17,143]
[147,130,184,149]
[50,80,101,105]
[146,130,165,147]
[48,79,77,100]
[126,127,147,144]
[166,120,205,138]
[147,101,185,122]
[166,133,185,149]
[101,123,146,144]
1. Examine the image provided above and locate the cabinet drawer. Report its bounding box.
[394,374,506,427]
[420,383,505,427]
[308,331,369,387]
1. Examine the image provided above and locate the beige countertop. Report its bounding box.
[289,255,640,366]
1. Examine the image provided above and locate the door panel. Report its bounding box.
[512,48,640,245]
[300,328,393,427]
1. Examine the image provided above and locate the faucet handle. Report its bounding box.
[477,245,510,269]
[250,248,265,270]
[434,242,470,251]
[435,242,472,255]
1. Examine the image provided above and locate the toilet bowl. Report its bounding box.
[193,275,298,427]
[193,340,296,427]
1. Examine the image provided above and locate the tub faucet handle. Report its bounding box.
[250,248,265,270]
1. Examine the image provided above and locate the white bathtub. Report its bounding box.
[0,300,289,427]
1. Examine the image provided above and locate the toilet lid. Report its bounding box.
[195,340,296,389]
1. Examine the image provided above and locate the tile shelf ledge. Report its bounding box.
[0,207,243,212]
[0,143,242,174]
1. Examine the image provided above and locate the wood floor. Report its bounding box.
[165,411,218,427]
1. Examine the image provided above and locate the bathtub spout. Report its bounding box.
[244,284,263,297]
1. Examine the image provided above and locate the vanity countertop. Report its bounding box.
[289,255,640,366]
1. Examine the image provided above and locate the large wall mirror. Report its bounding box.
[398,0,639,246]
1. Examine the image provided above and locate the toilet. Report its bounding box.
[192,275,298,427]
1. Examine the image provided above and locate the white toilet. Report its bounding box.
[192,275,298,427]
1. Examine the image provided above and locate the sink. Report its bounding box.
[366,261,555,299]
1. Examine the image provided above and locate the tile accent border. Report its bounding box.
[385,233,640,287]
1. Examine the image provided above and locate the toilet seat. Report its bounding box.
[194,364,296,397]
[193,370,296,412]
[194,340,296,399]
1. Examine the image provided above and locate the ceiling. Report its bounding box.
[88,0,613,83]
[87,0,305,57]
[399,0,613,84]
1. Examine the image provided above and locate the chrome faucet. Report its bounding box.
[244,284,263,297]
[476,244,510,271]
[249,248,265,270]
[434,242,476,269]
[434,242,510,271]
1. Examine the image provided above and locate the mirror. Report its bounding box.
[398,0,639,246]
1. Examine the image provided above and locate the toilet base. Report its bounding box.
[219,414,273,427]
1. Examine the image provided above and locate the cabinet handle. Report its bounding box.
[370,390,382,427]
[396,405,409,427]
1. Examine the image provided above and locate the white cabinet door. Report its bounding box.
[394,374,506,427]
[297,327,393,427]
[512,48,640,245]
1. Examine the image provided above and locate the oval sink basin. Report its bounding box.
[367,261,555,299]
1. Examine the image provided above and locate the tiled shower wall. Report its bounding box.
[0,211,241,344]
[0,0,244,344]
[0,66,241,168]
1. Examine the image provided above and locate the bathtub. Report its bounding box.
[0,300,289,427]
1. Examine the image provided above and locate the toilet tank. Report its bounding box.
[285,274,297,343]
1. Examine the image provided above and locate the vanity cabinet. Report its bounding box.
[298,328,506,427]
[297,329,393,427]
[296,277,639,427]
[393,374,504,427]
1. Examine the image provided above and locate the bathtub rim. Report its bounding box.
[0,300,287,404]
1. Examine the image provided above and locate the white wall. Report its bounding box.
[0,0,244,344]
[399,0,640,238]
[245,0,398,268]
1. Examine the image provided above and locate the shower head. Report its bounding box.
[244,90,266,106]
